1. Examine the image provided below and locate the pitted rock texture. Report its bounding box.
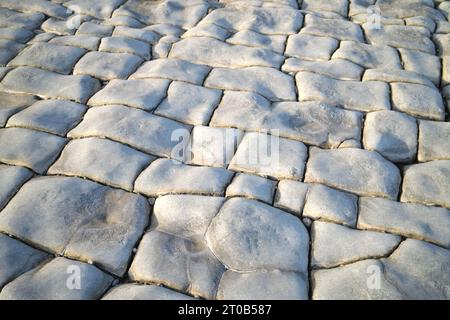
[0,0,449,301]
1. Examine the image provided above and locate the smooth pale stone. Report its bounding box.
[145,23,184,37]
[401,160,450,209]
[8,43,86,75]
[217,270,308,300]
[0,234,49,288]
[206,198,309,272]
[102,284,195,300]
[285,34,338,61]
[0,8,45,30]
[197,6,303,35]
[112,26,160,44]
[28,32,56,43]
[68,105,189,158]
[305,147,401,200]
[377,1,444,21]
[76,21,113,37]
[282,58,363,80]
[311,221,401,269]
[418,121,450,162]
[49,35,100,51]
[444,56,450,86]
[359,197,450,248]
[0,257,113,300]
[66,0,125,19]
[313,239,450,300]
[363,110,418,163]
[104,15,145,28]
[205,67,296,101]
[229,132,307,180]
[155,81,222,126]
[226,173,276,204]
[41,17,78,36]
[436,21,450,34]
[1,67,101,103]
[134,158,233,197]
[0,92,37,127]
[399,49,441,85]
[221,0,299,9]
[88,79,170,111]
[152,35,178,59]
[301,15,364,42]
[188,126,243,167]
[273,180,309,215]
[6,99,87,136]
[303,184,358,227]
[49,137,154,191]
[363,24,435,54]
[297,72,390,112]
[170,37,284,69]
[333,41,402,69]
[130,58,210,85]
[99,36,151,60]
[0,27,34,43]
[0,176,149,276]
[74,51,143,81]
[391,83,445,121]
[302,0,348,16]
[152,195,225,239]
[113,0,209,28]
[0,165,32,210]
[226,30,286,54]
[129,230,225,300]
[0,128,66,174]
[182,23,231,41]
[362,68,435,88]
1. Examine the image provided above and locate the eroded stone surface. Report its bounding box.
[0,164,32,211]
[102,284,195,300]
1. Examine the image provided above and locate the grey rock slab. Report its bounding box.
[170,37,284,69]
[76,21,113,37]
[282,58,363,81]
[49,35,100,51]
[129,230,225,300]
[99,36,151,60]
[363,68,435,88]
[66,0,126,19]
[311,221,401,269]
[363,110,418,163]
[0,8,45,30]
[155,81,222,125]
[134,158,233,197]
[226,30,286,54]
[0,233,49,289]
[1,67,101,103]
[41,17,77,36]
[205,66,296,101]
[229,132,307,180]
[226,173,276,204]
[0,27,34,43]
[217,270,308,300]
[74,51,143,81]
[68,105,189,158]
[0,164,32,210]
[297,71,390,112]
[112,26,160,44]
[0,0,69,19]
[0,176,150,276]
[0,92,37,127]
[399,48,441,85]
[0,127,66,174]
[305,147,401,200]
[88,79,170,111]
[49,137,154,191]
[302,0,348,17]
[333,41,402,69]
[401,160,450,209]
[102,284,195,300]
[130,58,210,85]
[273,180,309,215]
[182,23,231,42]
[301,15,364,42]
[285,34,338,61]
[418,121,450,162]
[206,198,309,272]
[359,197,450,248]
[0,257,113,300]
[6,99,87,136]
[8,42,86,75]
[391,83,445,121]
[303,184,358,227]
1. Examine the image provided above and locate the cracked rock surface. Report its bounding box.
[0,0,449,300]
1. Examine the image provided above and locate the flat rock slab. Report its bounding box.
[305,148,401,200]
[301,15,364,42]
[99,36,151,60]
[0,164,32,210]
[418,121,450,162]
[1,67,101,103]
[102,284,195,300]
[285,34,339,61]
[0,176,150,276]
[274,180,309,216]
[226,173,275,204]
[0,92,37,127]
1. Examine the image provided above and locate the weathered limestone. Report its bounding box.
[134,159,233,197]
[302,0,348,17]
[0,257,113,300]
[0,165,32,210]
[227,30,286,54]
[206,198,309,272]
[99,36,151,60]
[363,110,418,163]
[0,92,37,127]
[182,23,231,41]
[0,176,150,276]
[102,284,195,300]
[0,128,66,174]
[363,68,435,88]
[305,148,401,200]
[301,15,364,42]
[66,0,126,19]
[418,121,450,162]
[401,160,450,209]
[282,59,363,81]
[112,26,160,44]
[399,48,441,85]
[49,35,101,51]
[76,21,113,37]
[1,67,101,103]
[226,173,276,204]
[274,180,309,215]
[285,34,339,61]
